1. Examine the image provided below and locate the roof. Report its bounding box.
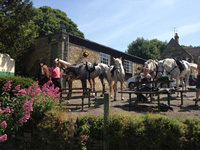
[64,32,146,64]
[185,47,200,62]
[161,38,193,60]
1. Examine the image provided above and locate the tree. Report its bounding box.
[126,38,167,60]
[0,0,38,75]
[32,6,84,38]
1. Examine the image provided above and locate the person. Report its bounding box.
[136,66,152,101]
[195,56,200,106]
[50,61,61,89]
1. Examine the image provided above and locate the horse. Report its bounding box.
[54,58,97,98]
[38,62,50,87]
[157,58,198,97]
[144,59,158,79]
[107,57,125,101]
[64,61,110,96]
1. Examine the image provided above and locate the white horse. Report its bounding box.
[144,59,158,79]
[157,58,197,97]
[107,57,125,101]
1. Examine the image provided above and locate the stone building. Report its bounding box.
[161,33,193,62]
[25,32,145,89]
[185,47,200,63]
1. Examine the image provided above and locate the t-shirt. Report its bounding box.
[198,56,200,75]
[50,66,60,78]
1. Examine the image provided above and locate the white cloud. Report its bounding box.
[178,22,200,37]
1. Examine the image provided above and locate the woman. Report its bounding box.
[50,61,61,89]
[137,67,152,101]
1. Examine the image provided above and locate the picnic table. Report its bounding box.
[176,89,197,105]
[119,79,175,112]
[61,88,105,110]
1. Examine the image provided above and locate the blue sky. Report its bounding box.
[32,0,200,52]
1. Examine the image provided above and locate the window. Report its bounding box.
[124,59,132,73]
[99,53,110,66]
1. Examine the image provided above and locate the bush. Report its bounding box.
[0,76,35,94]
[0,80,60,143]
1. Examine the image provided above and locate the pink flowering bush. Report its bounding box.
[0,80,60,142]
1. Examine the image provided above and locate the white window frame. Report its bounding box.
[124,59,132,73]
[99,52,110,66]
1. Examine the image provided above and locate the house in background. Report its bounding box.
[161,33,194,62]
[25,32,145,89]
[185,47,200,63]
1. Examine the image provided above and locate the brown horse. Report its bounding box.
[38,62,50,87]
[54,58,95,98]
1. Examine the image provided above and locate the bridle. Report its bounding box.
[157,59,178,76]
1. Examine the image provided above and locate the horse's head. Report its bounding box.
[113,57,125,82]
[38,62,50,86]
[157,60,164,78]
[113,57,123,73]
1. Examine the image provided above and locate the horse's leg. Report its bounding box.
[110,80,114,99]
[113,81,117,101]
[89,78,95,96]
[68,79,73,98]
[176,77,180,97]
[120,82,123,100]
[81,79,86,96]
[99,75,105,97]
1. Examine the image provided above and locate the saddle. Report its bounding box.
[174,58,185,72]
[85,62,98,73]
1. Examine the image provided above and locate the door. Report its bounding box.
[50,43,58,67]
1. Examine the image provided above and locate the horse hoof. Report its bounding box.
[100,94,104,97]
[114,99,117,101]
[121,98,124,101]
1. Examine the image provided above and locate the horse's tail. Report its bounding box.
[189,63,198,72]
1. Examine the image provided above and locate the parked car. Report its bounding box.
[127,74,177,90]
[127,75,141,90]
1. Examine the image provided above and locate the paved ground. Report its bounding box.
[61,88,200,119]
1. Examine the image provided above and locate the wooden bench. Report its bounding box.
[119,79,175,112]
[176,90,197,105]
[119,89,175,112]
[61,88,105,110]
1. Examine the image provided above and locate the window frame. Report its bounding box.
[124,59,132,74]
[99,52,110,66]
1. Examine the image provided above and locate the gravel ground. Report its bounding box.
[61,89,200,119]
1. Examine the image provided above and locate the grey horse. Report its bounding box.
[64,62,110,96]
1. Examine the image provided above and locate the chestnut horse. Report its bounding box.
[38,62,50,87]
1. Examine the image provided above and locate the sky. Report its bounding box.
[32,0,200,52]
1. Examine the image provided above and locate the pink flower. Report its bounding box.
[0,121,7,128]
[3,81,12,92]
[0,134,7,142]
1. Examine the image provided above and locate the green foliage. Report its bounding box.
[0,80,59,144]
[126,38,167,60]
[32,6,84,38]
[0,76,35,94]
[3,111,200,149]
[0,0,38,60]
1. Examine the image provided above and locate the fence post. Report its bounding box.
[104,93,110,150]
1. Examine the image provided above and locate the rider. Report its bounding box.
[137,66,152,101]
[50,60,61,89]
[195,56,200,106]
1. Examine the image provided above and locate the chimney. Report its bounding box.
[174,33,179,44]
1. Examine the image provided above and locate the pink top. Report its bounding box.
[50,66,60,78]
